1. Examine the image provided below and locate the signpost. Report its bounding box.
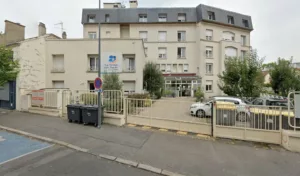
[94,77,103,90]
[98,0,102,128]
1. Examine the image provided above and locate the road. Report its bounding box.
[0,132,159,176]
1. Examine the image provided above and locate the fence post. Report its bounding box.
[279,106,283,143]
[212,102,217,137]
[124,97,127,124]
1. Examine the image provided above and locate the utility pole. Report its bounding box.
[97,0,102,128]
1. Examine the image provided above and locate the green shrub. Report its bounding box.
[163,90,173,97]
[155,90,162,99]
[128,93,150,99]
[195,87,204,102]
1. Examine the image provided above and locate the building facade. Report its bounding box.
[82,2,253,97]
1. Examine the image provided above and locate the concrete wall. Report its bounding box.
[45,39,145,92]
[13,37,47,110]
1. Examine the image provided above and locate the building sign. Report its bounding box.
[31,90,44,106]
[101,52,122,73]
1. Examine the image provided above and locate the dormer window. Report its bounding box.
[208,11,215,20]
[228,16,234,24]
[243,19,249,28]
[88,15,96,23]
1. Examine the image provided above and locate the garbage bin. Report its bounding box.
[67,104,83,123]
[216,102,236,126]
[81,105,105,126]
[249,108,280,130]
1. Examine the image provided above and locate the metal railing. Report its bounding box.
[288,91,300,131]
[44,90,58,108]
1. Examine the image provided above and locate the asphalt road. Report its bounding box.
[0,145,160,176]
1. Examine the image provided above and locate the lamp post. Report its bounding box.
[97,0,102,128]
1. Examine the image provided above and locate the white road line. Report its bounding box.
[0,144,54,166]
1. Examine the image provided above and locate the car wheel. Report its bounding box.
[237,112,248,122]
[196,110,206,118]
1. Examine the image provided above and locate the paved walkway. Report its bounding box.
[1,111,300,176]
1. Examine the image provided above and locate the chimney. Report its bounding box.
[4,20,25,44]
[129,0,138,8]
[38,22,46,36]
[62,31,67,39]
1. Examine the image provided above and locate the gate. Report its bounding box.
[0,81,16,110]
[126,97,212,135]
[214,102,282,144]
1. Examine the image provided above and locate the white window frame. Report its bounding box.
[228,16,234,24]
[88,15,96,23]
[89,56,99,71]
[106,31,111,38]
[123,57,135,72]
[241,35,246,46]
[208,11,215,20]
[105,14,110,22]
[243,19,249,28]
[206,29,213,41]
[206,46,213,58]
[166,64,171,73]
[205,80,213,92]
[52,55,65,72]
[206,63,213,74]
[178,13,186,22]
[177,47,186,59]
[223,31,235,41]
[225,47,238,57]
[178,31,186,42]
[158,47,167,59]
[139,14,148,22]
[158,31,167,42]
[183,64,189,73]
[241,50,246,60]
[161,64,166,72]
[52,81,65,89]
[158,14,167,22]
[88,32,97,39]
[139,31,148,42]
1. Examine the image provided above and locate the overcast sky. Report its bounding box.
[0,0,299,63]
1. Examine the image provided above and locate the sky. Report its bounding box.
[0,0,299,63]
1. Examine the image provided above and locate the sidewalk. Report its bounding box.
[1,111,300,176]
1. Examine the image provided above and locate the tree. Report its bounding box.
[143,62,164,96]
[218,50,264,97]
[195,87,205,102]
[0,45,20,86]
[102,73,123,90]
[269,58,300,96]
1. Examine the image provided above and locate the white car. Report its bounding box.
[190,97,250,121]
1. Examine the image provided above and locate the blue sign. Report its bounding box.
[94,77,103,89]
[96,89,103,93]
[108,55,117,64]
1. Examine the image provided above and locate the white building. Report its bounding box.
[82,1,253,97]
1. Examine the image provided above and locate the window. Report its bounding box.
[241,35,246,46]
[172,64,177,73]
[161,64,166,72]
[52,55,64,72]
[178,64,183,73]
[225,99,240,105]
[139,14,147,22]
[206,30,213,40]
[223,31,235,41]
[178,13,186,22]
[243,19,249,28]
[89,81,95,90]
[205,80,213,92]
[123,81,136,94]
[228,16,234,24]
[166,64,171,73]
[158,14,167,22]
[177,47,186,59]
[206,46,213,58]
[208,11,215,20]
[106,31,111,38]
[206,63,213,74]
[158,48,167,59]
[177,31,186,42]
[88,15,96,23]
[241,50,246,60]
[105,14,110,22]
[183,64,189,73]
[89,56,99,71]
[225,47,238,57]
[88,32,97,39]
[53,81,64,89]
[113,4,118,8]
[139,31,148,41]
[123,57,135,72]
[145,47,148,57]
[158,31,167,42]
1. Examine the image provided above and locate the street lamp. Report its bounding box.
[97,0,102,128]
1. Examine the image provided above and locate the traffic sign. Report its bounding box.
[94,77,103,90]
[96,89,103,93]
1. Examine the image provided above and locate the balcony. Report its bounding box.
[87,67,98,73]
[51,68,65,73]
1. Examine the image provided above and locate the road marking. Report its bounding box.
[142,126,151,129]
[159,128,168,132]
[176,131,187,135]
[127,124,136,127]
[0,144,54,166]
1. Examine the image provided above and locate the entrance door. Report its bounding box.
[9,81,16,109]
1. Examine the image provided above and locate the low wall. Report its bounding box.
[127,115,211,135]
[282,130,300,152]
[104,113,125,126]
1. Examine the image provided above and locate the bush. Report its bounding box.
[128,93,150,99]
[155,90,162,99]
[163,90,173,97]
[195,87,204,102]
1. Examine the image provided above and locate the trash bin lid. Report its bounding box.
[81,105,99,110]
[67,104,82,108]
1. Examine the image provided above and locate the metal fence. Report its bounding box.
[31,89,59,108]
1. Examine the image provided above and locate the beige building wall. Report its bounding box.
[83,24,121,39]
[45,39,145,92]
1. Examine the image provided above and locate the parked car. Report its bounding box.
[190,96,250,121]
[250,98,293,109]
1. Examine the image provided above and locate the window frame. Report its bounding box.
[205,80,213,92]
[158,47,167,59]
[243,19,249,28]
[227,16,234,24]
[241,35,246,46]
[178,13,186,22]
[139,14,148,22]
[177,31,186,42]
[158,14,167,22]
[105,14,110,22]
[206,46,213,58]
[139,31,148,41]
[183,64,189,73]
[177,47,186,59]
[88,32,97,39]
[89,56,99,71]
[158,31,167,42]
[208,11,215,20]
[206,63,213,74]
[205,29,213,41]
[87,15,96,23]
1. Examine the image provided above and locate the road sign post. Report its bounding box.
[94,76,102,128]
[98,0,102,128]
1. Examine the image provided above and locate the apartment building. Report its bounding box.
[82,1,253,97]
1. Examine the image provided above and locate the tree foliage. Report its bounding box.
[102,73,123,90]
[143,62,164,96]
[195,87,205,102]
[269,58,300,96]
[218,50,264,97]
[0,45,20,86]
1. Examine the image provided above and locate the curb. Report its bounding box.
[0,125,186,176]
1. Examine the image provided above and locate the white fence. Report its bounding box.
[30,89,60,108]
